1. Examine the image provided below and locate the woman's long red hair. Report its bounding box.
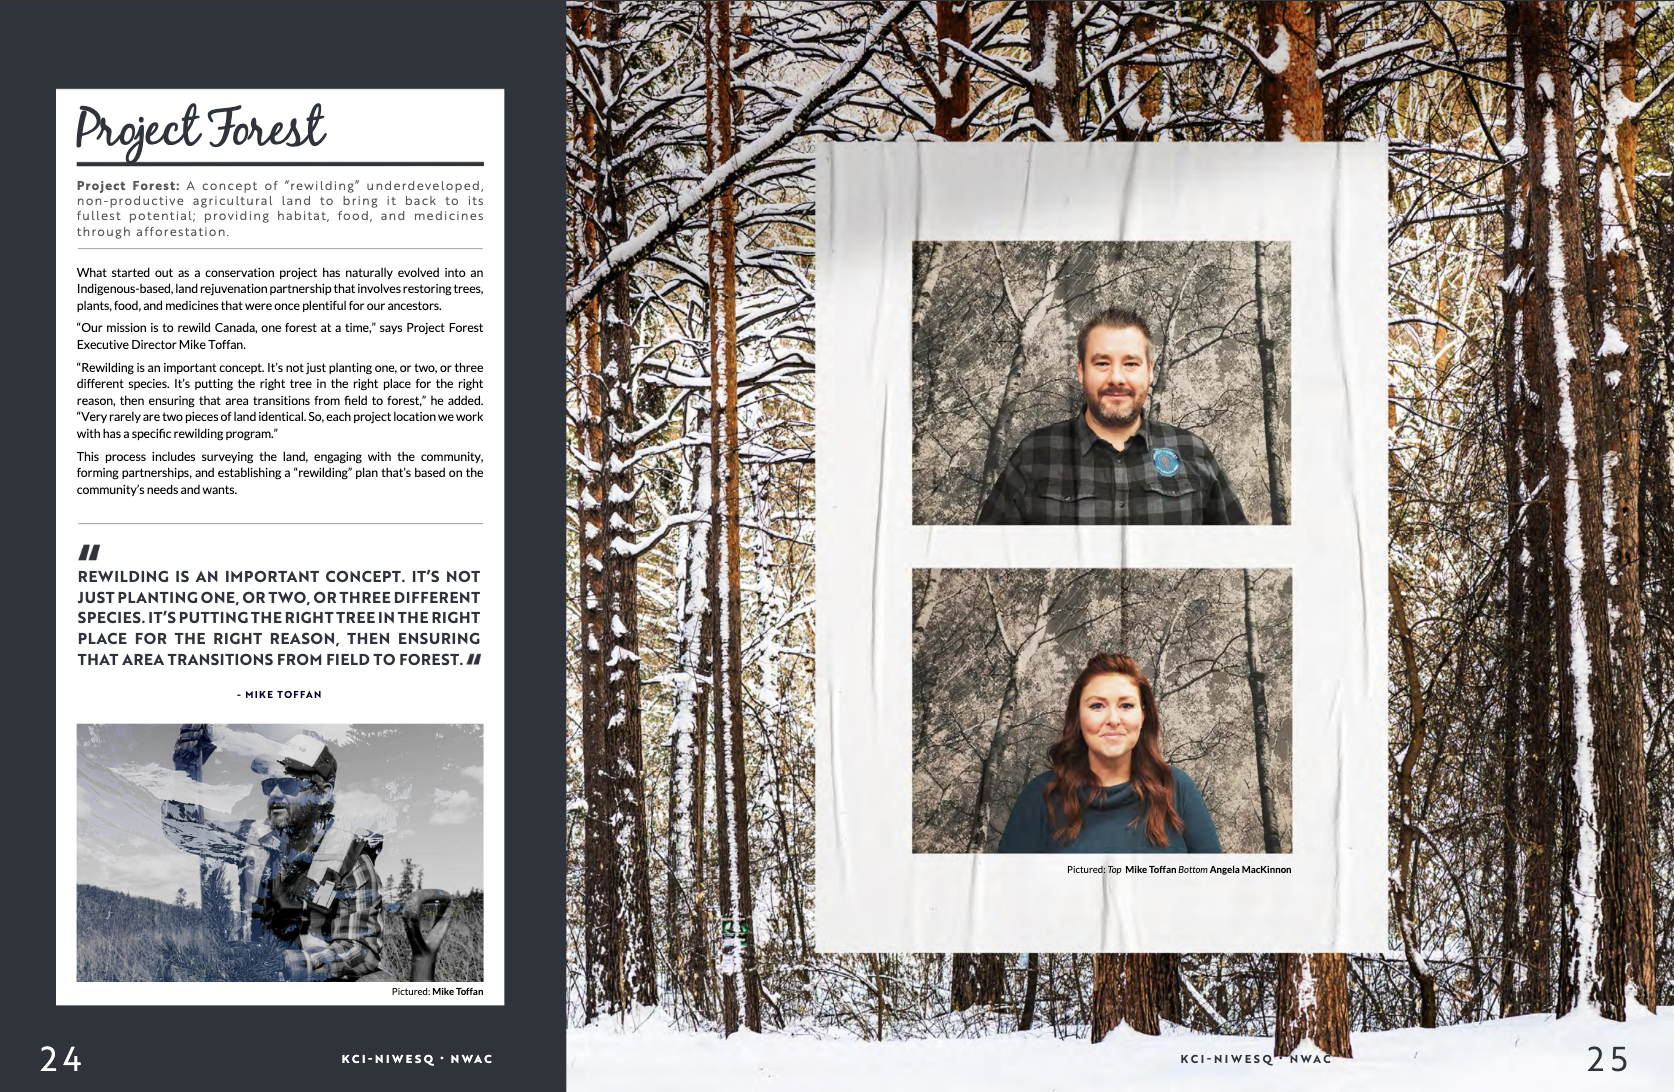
[1044,653,1184,847]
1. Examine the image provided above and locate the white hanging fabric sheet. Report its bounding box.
[815,142,1389,952]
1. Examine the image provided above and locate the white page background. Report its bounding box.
[56,88,504,1003]
[816,142,1388,952]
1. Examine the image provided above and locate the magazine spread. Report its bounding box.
[8,1,1672,1087]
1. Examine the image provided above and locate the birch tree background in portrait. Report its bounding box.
[911,567,1293,855]
[911,240,1292,525]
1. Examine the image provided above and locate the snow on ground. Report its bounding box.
[569,1007,1672,1091]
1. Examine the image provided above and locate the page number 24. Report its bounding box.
[40,1046,81,1072]
[1587,1046,1626,1072]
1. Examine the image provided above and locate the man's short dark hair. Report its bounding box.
[1077,307,1154,364]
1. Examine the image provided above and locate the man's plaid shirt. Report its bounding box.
[300,854,385,981]
[976,411,1248,525]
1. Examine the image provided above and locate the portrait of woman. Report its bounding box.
[998,653,1222,854]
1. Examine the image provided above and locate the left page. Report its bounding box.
[57,88,503,1004]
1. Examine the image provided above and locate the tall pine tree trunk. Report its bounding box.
[1025,2,1079,139]
[1257,3,1322,141]
[1520,0,1621,1019]
[1152,953,1183,1026]
[581,0,658,1021]
[933,2,971,141]
[1509,0,1558,1017]
[1090,955,1161,1041]
[1275,954,1353,1056]
[1595,0,1656,1014]
[706,1,761,1035]
[569,1,607,1023]
[1497,3,1527,1014]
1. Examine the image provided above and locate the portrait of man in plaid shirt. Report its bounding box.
[977,308,1248,526]
[250,736,394,982]
[166,726,393,982]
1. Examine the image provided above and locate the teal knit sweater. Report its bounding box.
[997,766,1223,853]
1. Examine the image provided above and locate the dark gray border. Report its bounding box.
[3,0,560,1080]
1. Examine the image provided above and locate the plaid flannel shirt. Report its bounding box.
[976,411,1248,525]
[300,854,385,981]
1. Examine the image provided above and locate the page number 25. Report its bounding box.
[40,1046,81,1072]
[1587,1046,1626,1072]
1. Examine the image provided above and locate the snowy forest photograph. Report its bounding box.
[912,240,1293,525]
[569,1,1674,1085]
[911,567,1292,854]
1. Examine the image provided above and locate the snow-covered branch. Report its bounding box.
[1317,37,1430,82]
[609,510,708,560]
[567,0,915,316]
[1632,66,1674,116]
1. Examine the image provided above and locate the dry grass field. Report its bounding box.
[77,884,484,982]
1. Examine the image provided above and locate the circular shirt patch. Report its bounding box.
[1152,448,1181,477]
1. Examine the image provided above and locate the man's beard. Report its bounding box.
[1087,388,1142,428]
[269,799,330,835]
